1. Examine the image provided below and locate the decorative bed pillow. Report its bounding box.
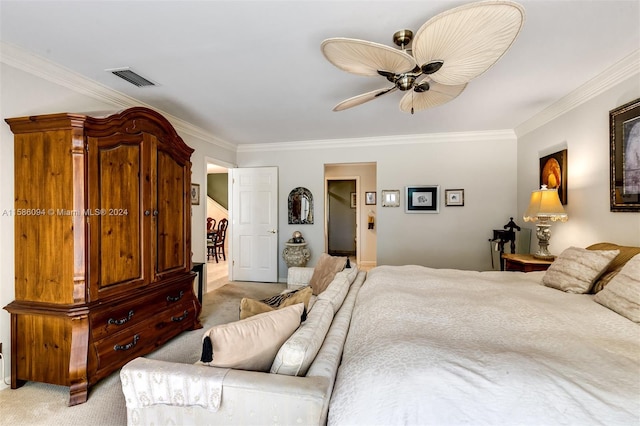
[240,286,312,320]
[199,303,304,372]
[309,253,347,295]
[542,246,619,293]
[594,254,640,323]
[586,243,640,293]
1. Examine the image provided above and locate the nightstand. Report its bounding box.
[502,253,554,272]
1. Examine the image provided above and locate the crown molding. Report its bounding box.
[0,41,236,152]
[237,129,516,153]
[514,49,640,137]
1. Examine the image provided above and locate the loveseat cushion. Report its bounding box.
[309,254,348,295]
[200,303,304,372]
[271,299,335,376]
[317,267,358,313]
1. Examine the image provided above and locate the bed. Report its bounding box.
[329,252,640,425]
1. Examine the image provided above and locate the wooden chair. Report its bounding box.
[206,218,217,260]
[213,218,228,263]
[206,217,216,233]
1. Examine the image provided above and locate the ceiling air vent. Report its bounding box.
[107,67,156,87]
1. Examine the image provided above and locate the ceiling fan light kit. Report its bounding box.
[321,0,525,114]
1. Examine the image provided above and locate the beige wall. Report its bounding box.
[516,75,640,251]
[237,131,518,275]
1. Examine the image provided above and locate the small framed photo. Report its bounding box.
[406,185,439,213]
[445,189,464,207]
[190,183,200,205]
[365,192,376,205]
[350,192,357,208]
[381,190,400,207]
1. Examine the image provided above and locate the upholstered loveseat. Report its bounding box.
[120,263,365,425]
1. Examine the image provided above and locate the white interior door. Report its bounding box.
[229,167,278,282]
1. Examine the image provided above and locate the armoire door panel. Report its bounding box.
[155,150,187,276]
[14,130,78,304]
[87,134,148,298]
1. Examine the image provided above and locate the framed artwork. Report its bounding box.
[539,149,568,204]
[445,189,464,206]
[610,98,640,212]
[405,185,439,213]
[365,191,376,205]
[381,190,400,207]
[190,183,200,205]
[350,192,357,208]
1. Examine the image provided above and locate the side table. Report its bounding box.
[192,262,205,303]
[502,253,554,272]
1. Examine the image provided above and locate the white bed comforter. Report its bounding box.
[329,265,640,426]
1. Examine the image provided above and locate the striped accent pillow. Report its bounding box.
[542,246,619,293]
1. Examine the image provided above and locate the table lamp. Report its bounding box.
[523,185,568,260]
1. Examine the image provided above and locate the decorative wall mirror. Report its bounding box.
[288,187,313,224]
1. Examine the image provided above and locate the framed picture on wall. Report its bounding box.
[381,190,400,207]
[405,185,439,213]
[190,183,200,205]
[365,192,376,205]
[445,189,464,206]
[610,98,640,212]
[539,149,568,204]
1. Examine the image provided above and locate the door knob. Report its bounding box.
[268,229,277,234]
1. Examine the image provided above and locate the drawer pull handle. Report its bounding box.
[107,310,134,326]
[166,291,184,303]
[114,334,140,351]
[172,310,189,322]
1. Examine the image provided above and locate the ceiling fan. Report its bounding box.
[321,0,525,114]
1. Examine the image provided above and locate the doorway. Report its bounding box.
[205,160,230,292]
[324,162,377,270]
[327,179,357,258]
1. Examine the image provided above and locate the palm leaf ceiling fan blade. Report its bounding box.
[412,1,525,86]
[321,0,524,112]
[399,81,467,113]
[334,87,398,111]
[321,38,416,76]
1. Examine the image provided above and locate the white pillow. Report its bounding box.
[542,246,619,293]
[199,303,304,372]
[594,254,640,323]
[271,299,335,376]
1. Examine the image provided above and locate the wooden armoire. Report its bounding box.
[4,107,202,405]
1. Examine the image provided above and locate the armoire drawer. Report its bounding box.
[91,286,191,341]
[93,300,198,374]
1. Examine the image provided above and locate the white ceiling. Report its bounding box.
[1,0,639,147]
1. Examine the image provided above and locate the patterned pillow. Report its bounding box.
[200,303,304,372]
[586,243,640,293]
[542,246,619,293]
[240,286,312,320]
[594,254,640,323]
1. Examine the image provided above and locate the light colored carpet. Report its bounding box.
[0,281,286,426]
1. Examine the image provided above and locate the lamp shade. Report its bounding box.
[523,186,568,222]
